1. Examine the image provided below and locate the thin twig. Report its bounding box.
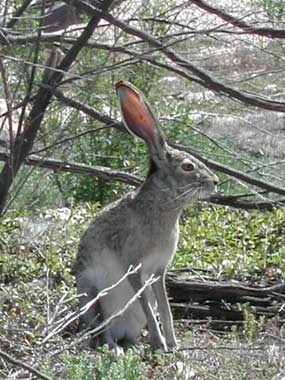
[0,58,14,144]
[190,0,285,39]
[77,273,157,342]
[0,349,51,380]
[103,12,285,112]
[6,0,34,29]
[43,264,143,343]
[51,271,158,355]
[177,344,264,352]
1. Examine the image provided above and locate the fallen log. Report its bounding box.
[166,270,285,327]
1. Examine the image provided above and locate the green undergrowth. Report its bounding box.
[42,347,146,380]
[0,204,284,379]
[1,205,284,285]
[40,338,284,380]
[176,205,285,280]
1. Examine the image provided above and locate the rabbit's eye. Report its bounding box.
[181,162,195,172]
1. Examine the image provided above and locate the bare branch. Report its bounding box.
[6,0,34,29]
[43,264,143,344]
[52,271,158,354]
[103,12,285,113]
[37,86,285,197]
[0,58,13,145]
[209,194,284,211]
[0,151,142,186]
[0,148,283,210]
[37,88,285,197]
[0,0,116,214]
[55,1,285,112]
[30,126,111,155]
[5,81,283,201]
[0,349,51,380]
[39,83,125,131]
[190,0,285,39]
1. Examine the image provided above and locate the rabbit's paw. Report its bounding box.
[166,337,178,351]
[150,334,167,352]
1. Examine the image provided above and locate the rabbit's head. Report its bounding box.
[116,81,218,209]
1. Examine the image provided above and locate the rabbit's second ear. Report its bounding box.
[116,81,167,162]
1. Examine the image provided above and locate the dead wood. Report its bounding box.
[166,270,285,327]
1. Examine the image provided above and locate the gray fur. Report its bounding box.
[75,81,218,351]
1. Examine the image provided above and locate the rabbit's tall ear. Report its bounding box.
[116,80,167,162]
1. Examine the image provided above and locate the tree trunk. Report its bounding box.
[0,0,115,215]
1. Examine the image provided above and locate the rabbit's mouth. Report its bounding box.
[197,181,217,201]
[160,182,213,210]
[199,193,214,201]
[158,177,217,211]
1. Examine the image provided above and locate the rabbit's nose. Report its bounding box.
[213,174,219,185]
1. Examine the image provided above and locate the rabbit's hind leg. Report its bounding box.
[77,250,147,348]
[77,270,101,328]
[77,271,114,347]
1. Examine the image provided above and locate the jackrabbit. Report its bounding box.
[76,81,218,351]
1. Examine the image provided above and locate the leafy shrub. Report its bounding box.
[176,206,285,280]
[42,348,146,380]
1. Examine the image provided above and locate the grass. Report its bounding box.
[0,204,285,379]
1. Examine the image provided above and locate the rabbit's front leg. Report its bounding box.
[129,273,167,351]
[152,270,177,349]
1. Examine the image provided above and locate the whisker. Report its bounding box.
[162,185,200,208]
[160,182,200,193]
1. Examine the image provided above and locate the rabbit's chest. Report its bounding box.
[142,223,179,273]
